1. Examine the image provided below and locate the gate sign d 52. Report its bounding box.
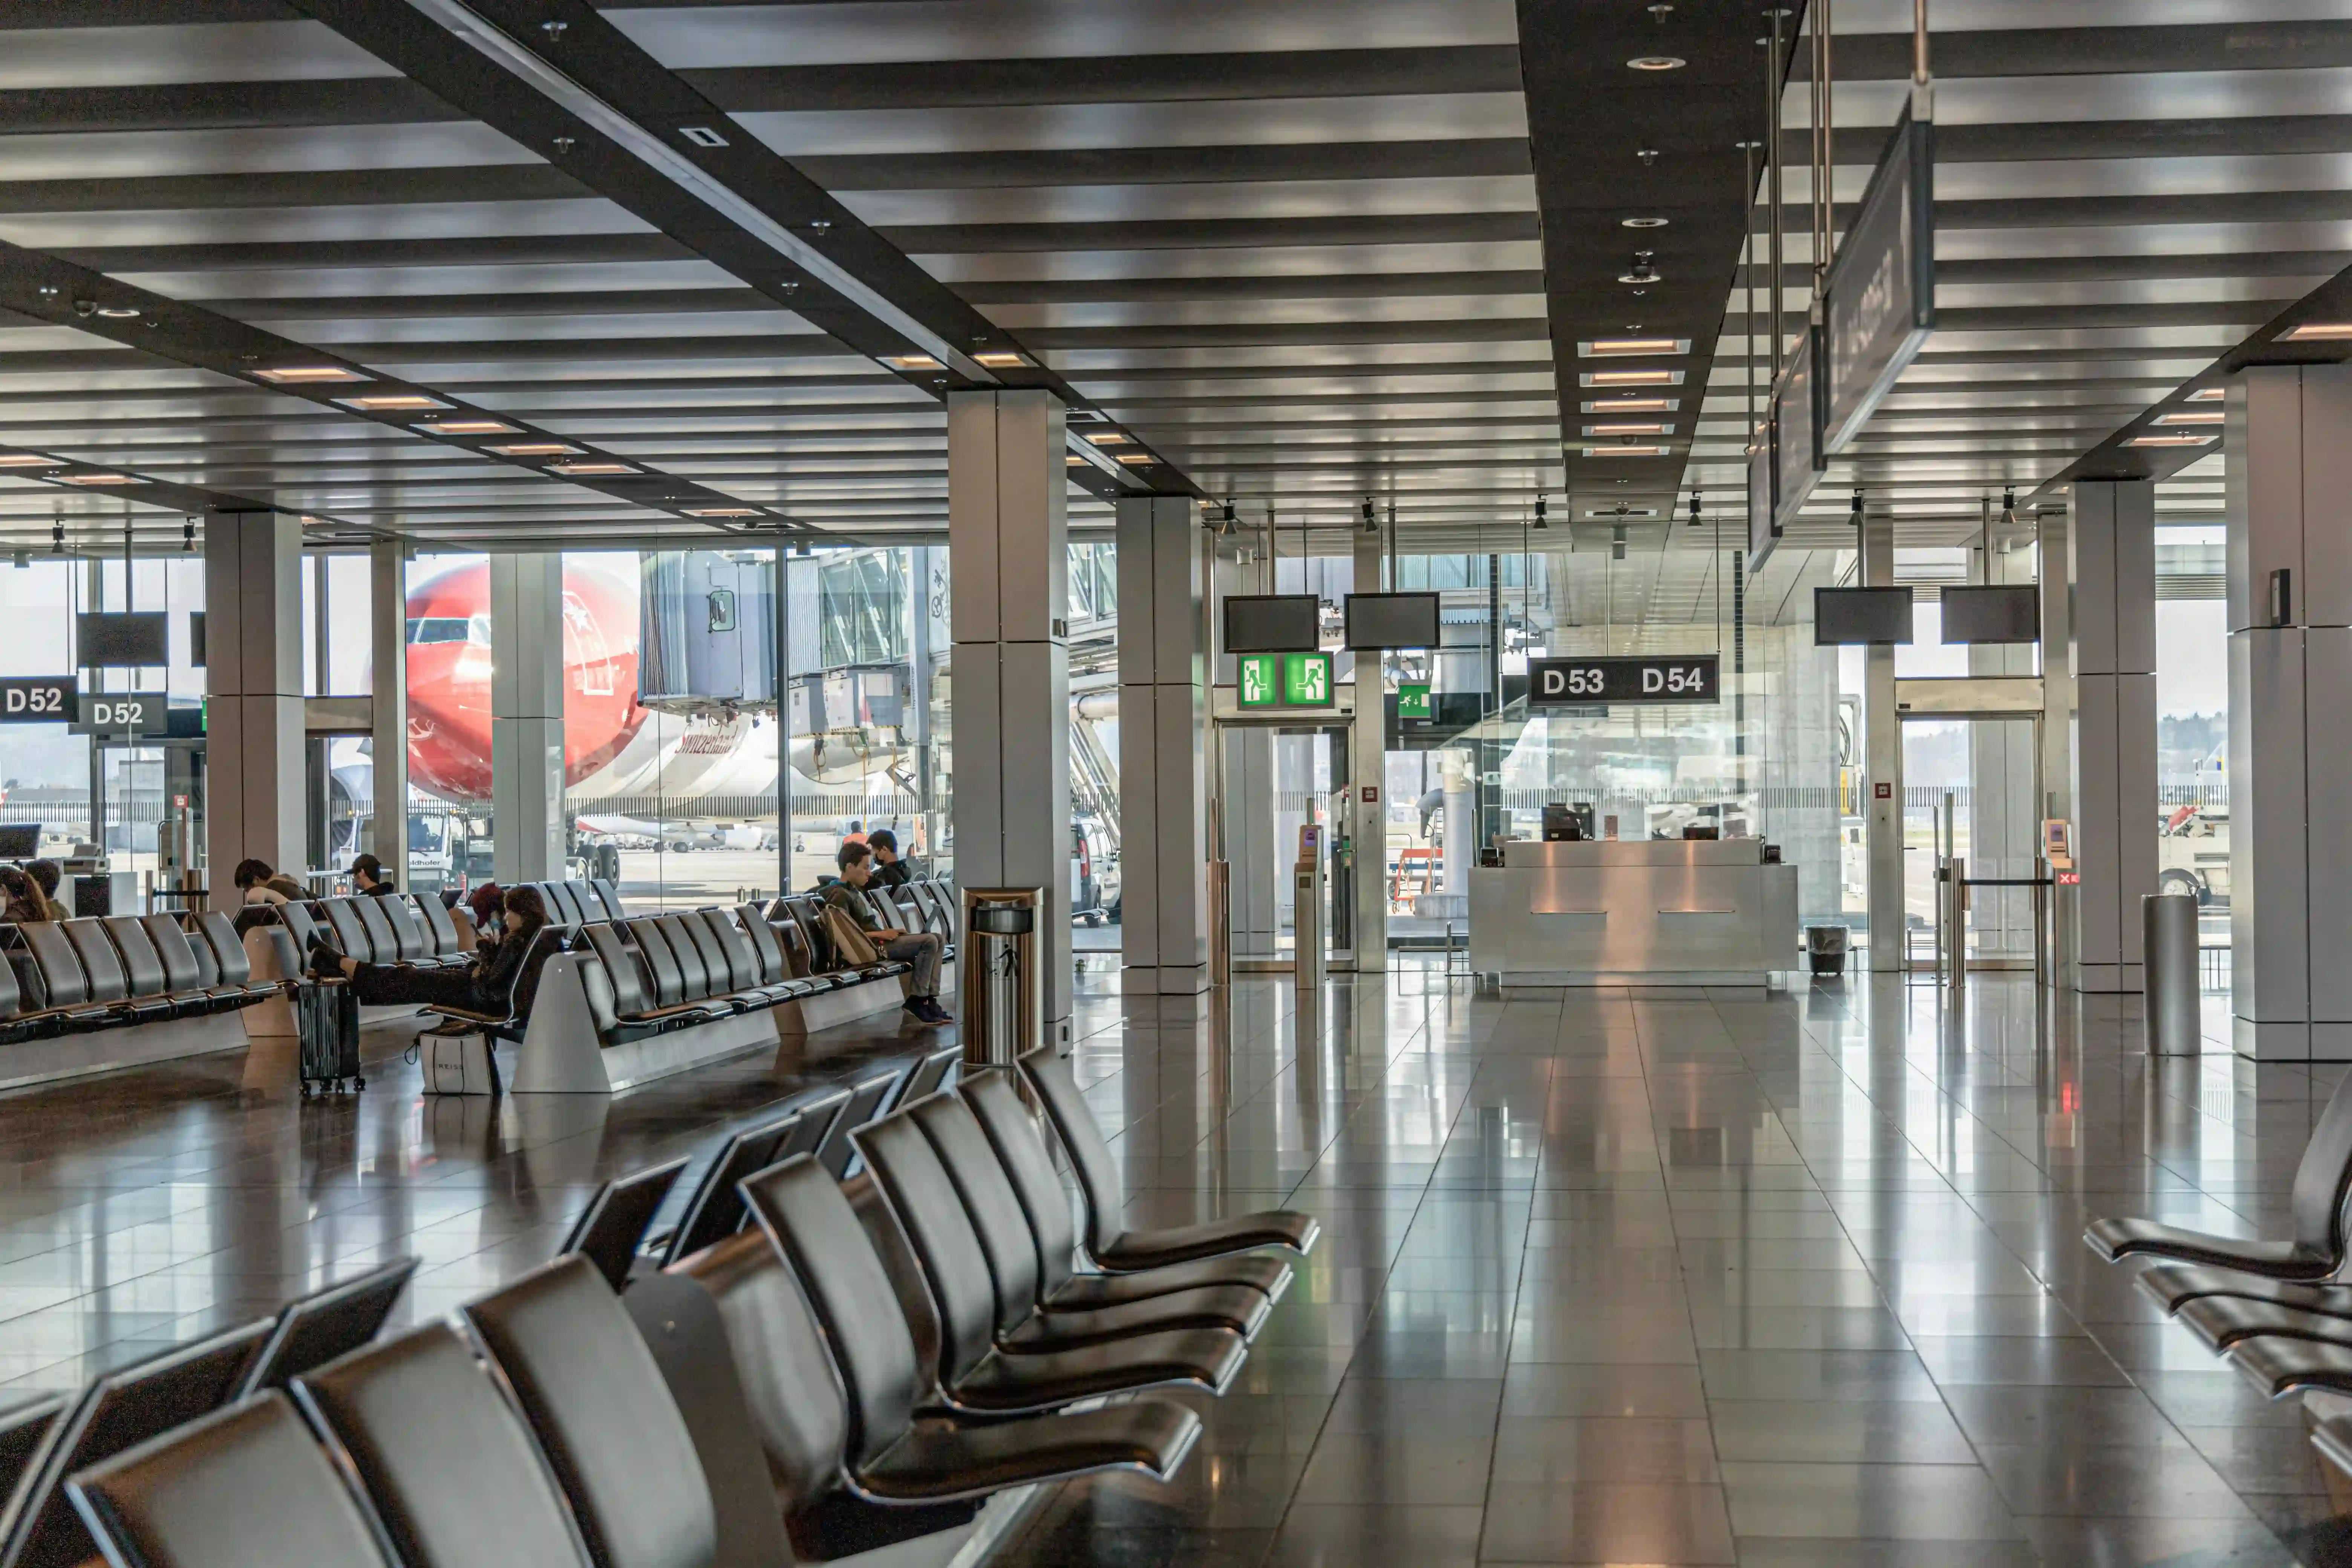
[1528,655,1719,706]
[0,677,73,724]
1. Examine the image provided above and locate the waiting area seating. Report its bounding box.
[0,912,285,1089]
[2086,1067,2352,1492]
[41,1050,1314,1568]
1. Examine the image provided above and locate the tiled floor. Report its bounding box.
[999,965,2352,1568]
[0,965,2346,1565]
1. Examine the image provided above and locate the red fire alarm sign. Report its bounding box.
[1874,782,1891,799]
[1361,786,1379,804]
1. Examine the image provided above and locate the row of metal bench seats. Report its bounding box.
[577,906,902,1045]
[2087,1068,2352,1490]
[46,1048,1318,1568]
[0,913,280,1040]
[518,877,626,928]
[279,893,470,971]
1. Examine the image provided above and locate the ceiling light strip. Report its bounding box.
[406,0,994,385]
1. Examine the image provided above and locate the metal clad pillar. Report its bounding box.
[369,537,407,873]
[1863,508,1902,971]
[2039,504,2074,980]
[2068,480,2158,994]
[1351,528,1388,971]
[949,390,1073,1043]
[203,512,305,902]
[1116,494,1209,994]
[2228,366,2352,1060]
[490,553,565,884]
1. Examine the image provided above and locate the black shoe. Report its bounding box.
[915,996,952,1025]
[304,932,345,983]
[902,996,946,1027]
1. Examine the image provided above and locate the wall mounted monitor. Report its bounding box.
[75,612,167,668]
[1342,592,1440,650]
[1939,584,2040,644]
[0,825,37,858]
[1814,586,1915,645]
[1222,594,1321,654]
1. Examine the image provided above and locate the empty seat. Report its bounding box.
[2087,1065,2352,1277]
[16,924,117,1028]
[410,894,464,959]
[1021,1044,1319,1271]
[663,1111,806,1267]
[127,916,237,1012]
[851,1111,1246,1413]
[819,1063,909,1180]
[460,1257,717,1568]
[90,919,181,1020]
[2225,1333,2352,1400]
[371,896,434,964]
[323,899,377,963]
[737,1158,1202,1501]
[558,1158,691,1292]
[64,1393,398,1568]
[0,1397,63,1524]
[961,1070,1291,1306]
[242,1257,419,1396]
[352,897,403,966]
[900,1045,962,1107]
[290,1322,591,1568]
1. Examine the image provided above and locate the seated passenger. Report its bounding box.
[867,827,924,889]
[23,860,68,922]
[819,842,949,1026]
[306,885,550,1018]
[350,853,395,897]
[0,868,45,925]
[233,858,307,907]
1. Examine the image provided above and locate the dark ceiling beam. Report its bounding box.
[0,77,457,135]
[1803,21,2352,80]
[953,271,1544,305]
[0,0,291,23]
[49,234,695,272]
[685,46,1523,111]
[796,138,1532,192]
[0,164,583,215]
[0,236,805,528]
[876,212,1543,254]
[284,0,1196,496]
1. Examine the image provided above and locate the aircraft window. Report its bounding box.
[708,588,737,632]
[406,617,471,645]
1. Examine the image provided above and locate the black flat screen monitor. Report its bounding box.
[1223,594,1321,654]
[1814,586,1916,645]
[76,612,168,667]
[1939,585,2040,644]
[1343,593,1440,650]
[0,825,37,858]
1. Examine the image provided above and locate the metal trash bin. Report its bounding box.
[960,887,1045,1070]
[2144,892,2200,1055]
[1805,924,1849,977]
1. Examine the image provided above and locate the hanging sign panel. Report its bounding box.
[1822,107,1936,453]
[1746,429,1776,570]
[0,678,74,724]
[1773,325,1824,536]
[1528,655,1719,707]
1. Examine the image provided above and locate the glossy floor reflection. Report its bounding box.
[995,965,2352,1568]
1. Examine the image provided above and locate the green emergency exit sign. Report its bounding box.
[1237,651,1334,709]
[1396,683,1431,720]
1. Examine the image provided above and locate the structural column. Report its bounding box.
[1349,529,1388,971]
[948,390,1073,1044]
[1116,495,1208,994]
[490,553,565,885]
[2038,503,2074,979]
[368,537,408,874]
[1863,508,1903,972]
[203,512,305,904]
[2067,480,2158,993]
[2227,366,2352,1060]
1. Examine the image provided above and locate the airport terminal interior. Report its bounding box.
[0,1,2350,1565]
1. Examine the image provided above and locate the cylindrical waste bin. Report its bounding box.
[1805,925,1848,977]
[2144,891,2200,1055]
[960,887,1045,1070]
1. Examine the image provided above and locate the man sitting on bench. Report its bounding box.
[820,842,950,1026]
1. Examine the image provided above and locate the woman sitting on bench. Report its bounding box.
[305,884,550,1016]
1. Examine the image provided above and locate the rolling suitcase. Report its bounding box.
[296,980,364,1096]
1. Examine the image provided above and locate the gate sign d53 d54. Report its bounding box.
[1528,655,1719,707]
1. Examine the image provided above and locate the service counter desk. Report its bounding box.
[1467,839,1799,985]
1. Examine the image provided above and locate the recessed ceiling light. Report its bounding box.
[1584,423,1672,436]
[0,454,53,467]
[2285,322,2352,341]
[1581,337,1689,357]
[1582,369,1682,387]
[339,394,448,412]
[2124,433,2214,448]
[548,461,637,476]
[488,442,583,457]
[2187,387,2224,401]
[418,419,520,436]
[2154,410,2225,426]
[1621,217,1669,229]
[1086,432,1132,445]
[880,354,943,372]
[255,365,366,384]
[1065,455,1089,466]
[61,473,138,485]
[678,125,728,148]
[1115,453,1155,466]
[1583,397,1676,413]
[684,507,761,518]
[1627,55,1686,70]
[94,306,141,319]
[1617,268,1668,285]
[972,351,1032,369]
